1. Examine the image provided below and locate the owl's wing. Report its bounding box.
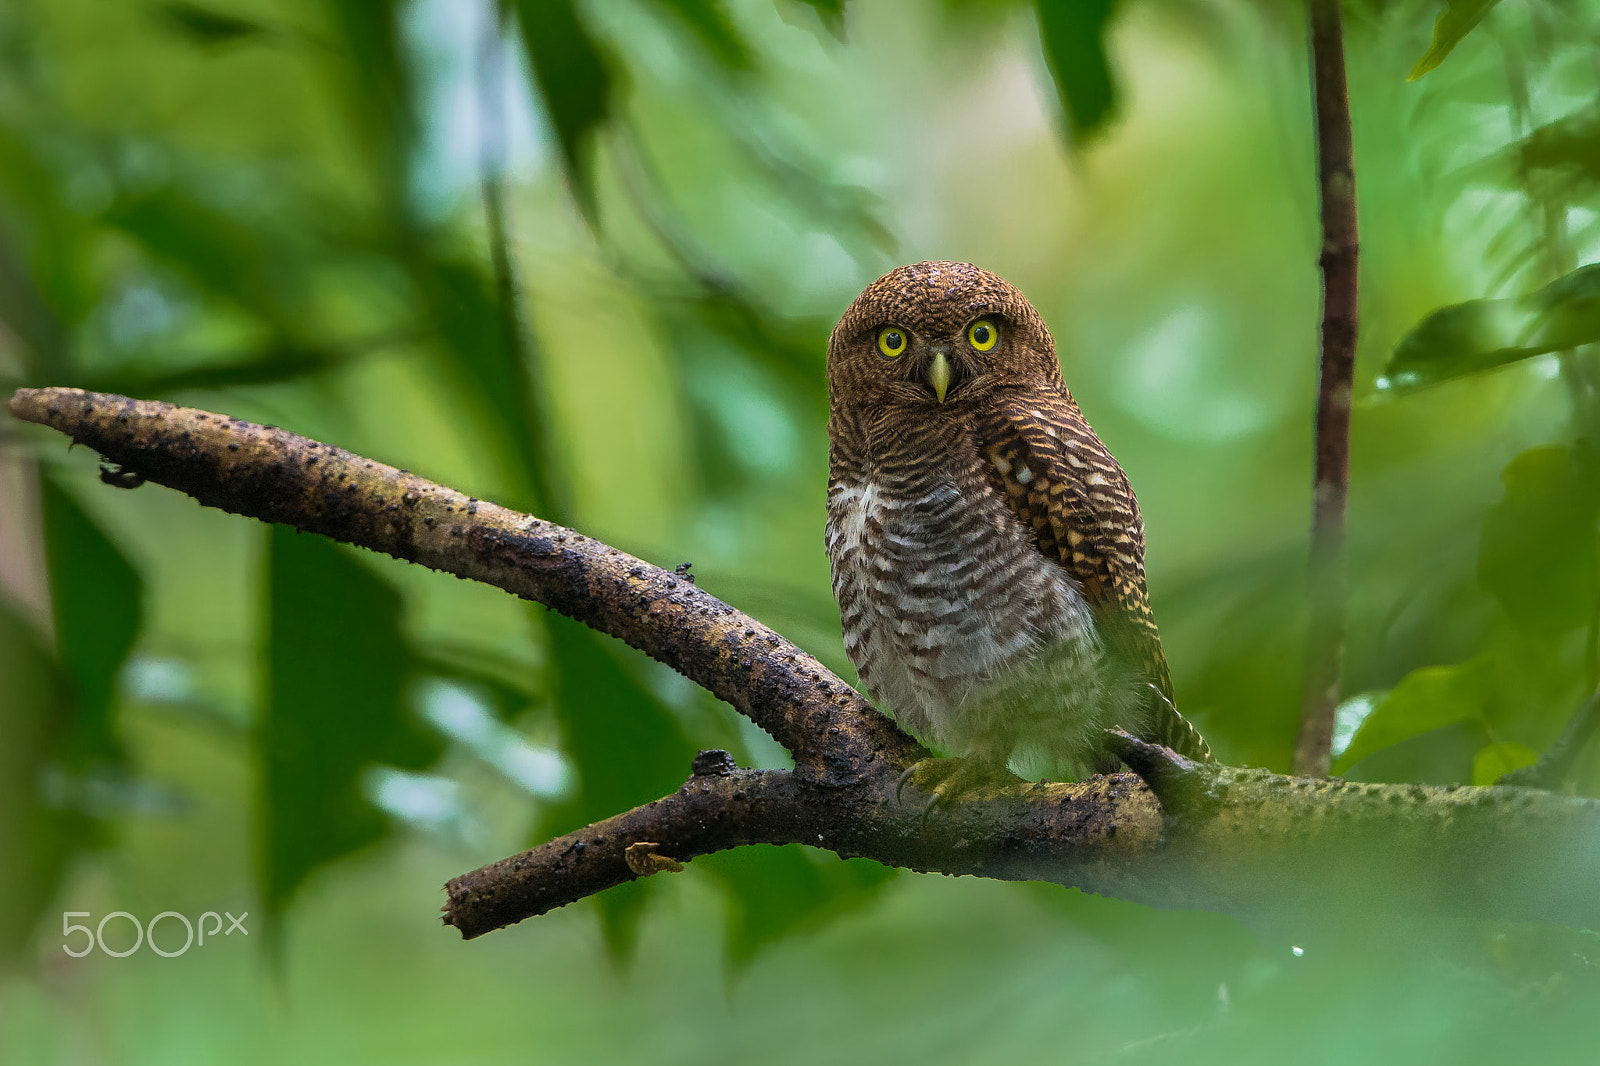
[974,391,1213,763]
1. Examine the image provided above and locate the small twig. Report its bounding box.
[1293,0,1360,778]
[1499,688,1600,790]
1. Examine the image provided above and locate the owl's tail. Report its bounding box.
[1144,684,1216,764]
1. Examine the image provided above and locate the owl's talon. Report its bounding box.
[895,756,1021,815]
[895,765,919,804]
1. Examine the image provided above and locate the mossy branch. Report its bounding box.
[11,387,1600,940]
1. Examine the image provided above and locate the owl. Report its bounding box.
[824,262,1211,801]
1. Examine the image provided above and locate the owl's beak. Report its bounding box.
[928,351,952,404]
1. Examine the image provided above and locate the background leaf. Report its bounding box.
[1478,445,1600,637]
[509,0,615,224]
[1472,741,1540,785]
[1034,0,1120,144]
[0,601,78,961]
[156,3,272,47]
[697,846,896,967]
[647,0,753,72]
[1333,658,1493,775]
[1409,0,1503,80]
[1382,264,1600,391]
[537,612,698,959]
[259,526,441,918]
[39,471,142,764]
[1516,110,1600,183]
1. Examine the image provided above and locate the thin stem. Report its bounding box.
[1499,686,1600,791]
[1293,0,1359,777]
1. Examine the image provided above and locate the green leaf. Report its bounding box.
[1478,445,1600,637]
[259,527,440,917]
[322,0,416,196]
[411,254,551,512]
[1466,109,1600,191]
[4,470,135,959]
[537,611,698,959]
[1408,0,1503,81]
[1034,0,1120,144]
[1333,658,1493,774]
[1517,110,1600,183]
[647,0,753,71]
[100,188,303,334]
[0,123,87,377]
[697,846,896,967]
[1472,741,1540,785]
[653,282,830,419]
[1381,264,1600,391]
[790,0,845,37]
[89,342,346,397]
[509,0,615,225]
[157,3,271,46]
[39,472,143,764]
[0,600,80,960]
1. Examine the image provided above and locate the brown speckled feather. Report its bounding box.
[975,391,1212,762]
[974,391,1171,698]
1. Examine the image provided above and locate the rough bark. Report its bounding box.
[10,387,1600,941]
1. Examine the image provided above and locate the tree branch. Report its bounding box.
[5,386,912,784]
[1294,0,1360,778]
[11,387,1600,940]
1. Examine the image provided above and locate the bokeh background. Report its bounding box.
[4,0,1600,1060]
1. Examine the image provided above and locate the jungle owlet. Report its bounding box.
[824,262,1211,798]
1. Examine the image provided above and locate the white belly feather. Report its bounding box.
[826,473,1111,775]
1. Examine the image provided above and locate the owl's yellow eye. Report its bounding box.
[877,326,908,359]
[967,319,998,351]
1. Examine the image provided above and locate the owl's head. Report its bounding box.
[826,261,1062,411]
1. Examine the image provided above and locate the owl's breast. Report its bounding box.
[826,453,1100,755]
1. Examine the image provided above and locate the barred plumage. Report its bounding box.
[825,261,1211,783]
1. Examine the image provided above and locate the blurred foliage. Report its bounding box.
[260,526,441,923]
[0,604,77,959]
[537,612,699,956]
[38,471,141,765]
[1383,264,1600,389]
[3,0,1600,1058]
[1035,0,1121,141]
[1408,0,1503,80]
